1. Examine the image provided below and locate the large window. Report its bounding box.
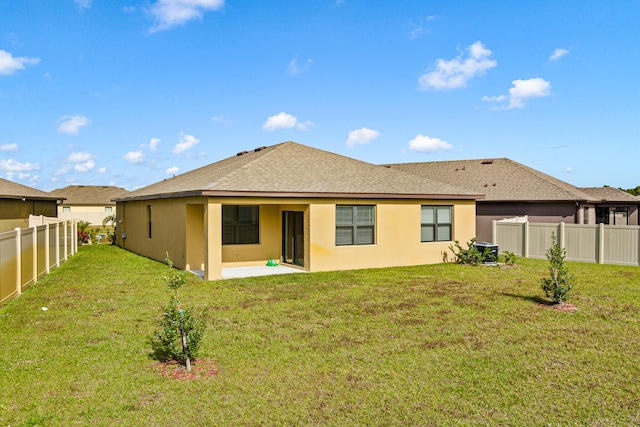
[421,205,452,242]
[223,205,260,245]
[336,205,375,246]
[596,207,629,226]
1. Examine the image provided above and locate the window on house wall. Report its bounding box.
[421,205,452,242]
[62,206,71,213]
[222,205,260,244]
[597,206,629,226]
[336,205,375,246]
[147,205,152,239]
[105,206,113,213]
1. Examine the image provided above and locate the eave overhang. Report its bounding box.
[113,190,485,203]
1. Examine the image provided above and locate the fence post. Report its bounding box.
[491,220,497,245]
[15,227,21,296]
[597,223,605,264]
[45,223,50,274]
[73,219,78,255]
[63,221,68,262]
[559,222,565,248]
[32,225,38,284]
[523,221,529,258]
[55,221,60,267]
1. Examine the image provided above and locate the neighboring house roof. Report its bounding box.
[578,187,640,203]
[0,177,60,201]
[386,158,600,203]
[115,141,483,202]
[50,185,129,206]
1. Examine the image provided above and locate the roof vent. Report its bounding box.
[236,151,248,156]
[481,160,494,165]
[254,146,267,152]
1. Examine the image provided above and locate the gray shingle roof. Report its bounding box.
[578,187,640,203]
[49,185,129,205]
[387,158,601,202]
[117,141,482,201]
[0,177,59,200]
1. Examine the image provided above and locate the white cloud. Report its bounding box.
[211,114,225,123]
[67,151,93,163]
[418,41,497,90]
[57,114,91,135]
[98,167,107,173]
[124,150,145,164]
[483,77,551,109]
[262,112,313,131]
[148,0,224,33]
[0,159,40,172]
[408,135,453,153]
[508,78,551,108]
[565,166,574,173]
[346,127,381,148]
[549,48,570,62]
[172,133,200,154]
[166,166,180,175]
[74,160,95,172]
[0,143,18,152]
[75,0,92,10]
[0,49,41,76]
[263,112,297,130]
[287,58,313,75]
[149,137,161,151]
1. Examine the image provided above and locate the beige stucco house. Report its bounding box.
[0,178,61,233]
[49,185,129,226]
[387,158,640,242]
[113,142,482,280]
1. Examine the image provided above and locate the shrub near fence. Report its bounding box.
[493,220,640,267]
[0,218,77,306]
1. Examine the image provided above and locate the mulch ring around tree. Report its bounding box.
[535,301,578,313]
[152,360,220,380]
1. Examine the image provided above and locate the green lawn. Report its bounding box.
[1,245,639,426]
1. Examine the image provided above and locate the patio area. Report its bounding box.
[190,264,307,280]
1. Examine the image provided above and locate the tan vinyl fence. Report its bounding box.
[0,217,77,307]
[492,220,640,267]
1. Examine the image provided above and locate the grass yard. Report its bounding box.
[1,245,639,426]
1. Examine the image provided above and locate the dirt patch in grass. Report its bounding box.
[152,359,220,380]
[535,301,578,313]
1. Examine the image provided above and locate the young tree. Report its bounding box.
[152,254,206,371]
[540,232,575,304]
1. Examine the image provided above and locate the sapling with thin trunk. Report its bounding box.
[151,253,206,371]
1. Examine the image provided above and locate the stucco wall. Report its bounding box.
[308,199,475,272]
[116,198,195,269]
[117,196,477,280]
[0,199,58,221]
[57,205,115,225]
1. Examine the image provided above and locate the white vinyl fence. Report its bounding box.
[492,220,640,267]
[0,217,77,306]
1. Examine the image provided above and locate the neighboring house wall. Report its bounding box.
[57,205,115,226]
[0,199,58,233]
[116,197,476,280]
[476,202,579,242]
[0,199,58,220]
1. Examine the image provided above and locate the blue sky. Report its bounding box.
[1,0,639,191]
